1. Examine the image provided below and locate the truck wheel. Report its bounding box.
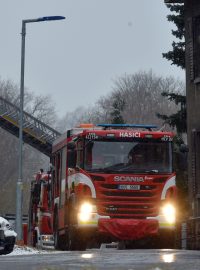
[54,214,63,250]
[118,241,126,250]
[54,229,60,250]
[33,230,37,247]
[67,226,86,251]
[66,194,87,251]
[157,230,175,249]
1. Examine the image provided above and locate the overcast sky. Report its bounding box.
[0,0,185,117]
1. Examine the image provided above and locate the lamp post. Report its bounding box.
[16,16,65,241]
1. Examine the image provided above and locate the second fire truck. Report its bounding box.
[28,170,54,249]
[50,123,177,250]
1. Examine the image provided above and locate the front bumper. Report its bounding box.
[98,218,159,240]
[0,233,15,250]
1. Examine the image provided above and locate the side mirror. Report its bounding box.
[67,142,76,168]
[174,145,188,172]
[67,141,76,150]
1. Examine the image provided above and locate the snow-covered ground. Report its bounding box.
[5,243,117,256]
[5,245,58,256]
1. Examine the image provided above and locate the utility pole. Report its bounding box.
[16,16,65,241]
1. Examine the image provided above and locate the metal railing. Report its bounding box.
[0,96,61,156]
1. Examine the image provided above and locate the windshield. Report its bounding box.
[84,139,172,173]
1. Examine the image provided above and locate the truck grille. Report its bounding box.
[93,176,164,219]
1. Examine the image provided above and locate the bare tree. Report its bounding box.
[0,78,19,104]
[56,104,108,132]
[0,78,57,214]
[108,70,185,126]
[24,93,57,126]
[57,70,185,132]
[0,77,58,126]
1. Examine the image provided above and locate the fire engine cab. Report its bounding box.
[51,123,177,250]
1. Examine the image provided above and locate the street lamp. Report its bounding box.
[16,16,65,241]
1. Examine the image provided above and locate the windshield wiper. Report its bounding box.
[144,169,159,173]
[86,163,128,173]
[104,163,139,172]
[119,165,159,173]
[104,163,125,170]
[105,164,144,172]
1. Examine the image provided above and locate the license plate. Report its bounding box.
[118,184,140,190]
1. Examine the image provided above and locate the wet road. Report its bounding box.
[1,249,200,270]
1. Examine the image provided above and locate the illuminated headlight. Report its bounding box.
[161,203,176,224]
[41,235,53,242]
[78,202,93,222]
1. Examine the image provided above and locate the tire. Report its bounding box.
[54,214,63,250]
[64,194,87,251]
[118,241,126,250]
[0,236,15,255]
[157,230,175,249]
[2,243,15,255]
[54,229,60,250]
[67,226,86,251]
[32,230,37,247]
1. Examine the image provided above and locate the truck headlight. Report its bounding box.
[79,202,93,222]
[41,235,54,242]
[161,203,176,224]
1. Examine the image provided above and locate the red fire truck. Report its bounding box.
[28,170,54,249]
[51,123,177,250]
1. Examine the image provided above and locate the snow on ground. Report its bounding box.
[5,245,58,256]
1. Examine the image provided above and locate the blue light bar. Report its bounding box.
[37,16,65,22]
[97,124,157,130]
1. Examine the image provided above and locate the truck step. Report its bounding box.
[100,242,119,249]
